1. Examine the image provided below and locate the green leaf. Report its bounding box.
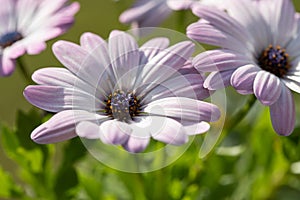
[54,166,78,200]
[0,166,22,198]
[15,109,43,150]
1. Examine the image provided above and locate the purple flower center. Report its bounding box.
[258,45,290,77]
[0,31,23,48]
[104,90,141,122]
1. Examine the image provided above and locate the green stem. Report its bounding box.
[225,95,257,130]
[17,57,32,85]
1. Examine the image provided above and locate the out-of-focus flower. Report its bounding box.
[24,31,220,153]
[119,0,226,28]
[187,0,299,135]
[0,0,80,76]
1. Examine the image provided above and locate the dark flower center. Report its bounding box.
[104,90,141,122]
[0,31,23,48]
[258,45,290,77]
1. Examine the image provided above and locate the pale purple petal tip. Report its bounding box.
[123,136,150,153]
[100,120,131,145]
[0,56,16,76]
[31,110,102,144]
[151,118,188,145]
[204,70,233,90]
[76,121,101,139]
[270,85,295,136]
[30,111,78,144]
[184,121,211,135]
[230,64,260,95]
[253,71,282,106]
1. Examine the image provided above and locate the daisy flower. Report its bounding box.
[119,0,226,28]
[187,0,299,135]
[0,0,80,76]
[23,31,220,153]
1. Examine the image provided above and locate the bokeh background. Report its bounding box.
[1,0,300,199]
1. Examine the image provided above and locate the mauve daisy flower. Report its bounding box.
[119,0,226,28]
[187,0,300,135]
[23,31,220,153]
[0,0,80,76]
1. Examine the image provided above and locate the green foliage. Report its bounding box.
[2,107,300,199]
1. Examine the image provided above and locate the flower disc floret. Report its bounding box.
[104,90,141,122]
[258,45,290,78]
[0,32,23,48]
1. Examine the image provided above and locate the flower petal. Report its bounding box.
[52,40,88,74]
[141,73,210,104]
[136,41,194,93]
[167,0,194,10]
[282,78,300,94]
[31,110,103,144]
[23,85,102,112]
[76,121,102,139]
[226,0,271,52]
[270,85,295,136]
[150,117,188,145]
[122,136,150,153]
[144,97,220,125]
[260,0,296,45]
[193,49,251,72]
[108,30,140,89]
[80,32,108,53]
[187,21,247,53]
[119,0,171,27]
[53,39,114,96]
[204,70,234,90]
[253,71,282,105]
[191,5,253,51]
[100,120,131,145]
[139,37,169,64]
[230,64,260,95]
[0,55,15,76]
[184,121,211,135]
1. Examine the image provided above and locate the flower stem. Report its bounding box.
[225,94,257,130]
[17,57,33,85]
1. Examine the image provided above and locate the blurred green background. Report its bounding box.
[1,0,300,200]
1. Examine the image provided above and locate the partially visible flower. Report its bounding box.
[24,31,220,153]
[119,0,226,28]
[187,0,299,135]
[0,0,80,76]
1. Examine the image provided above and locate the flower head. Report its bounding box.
[24,31,220,153]
[187,0,299,135]
[0,0,80,76]
[119,0,226,28]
